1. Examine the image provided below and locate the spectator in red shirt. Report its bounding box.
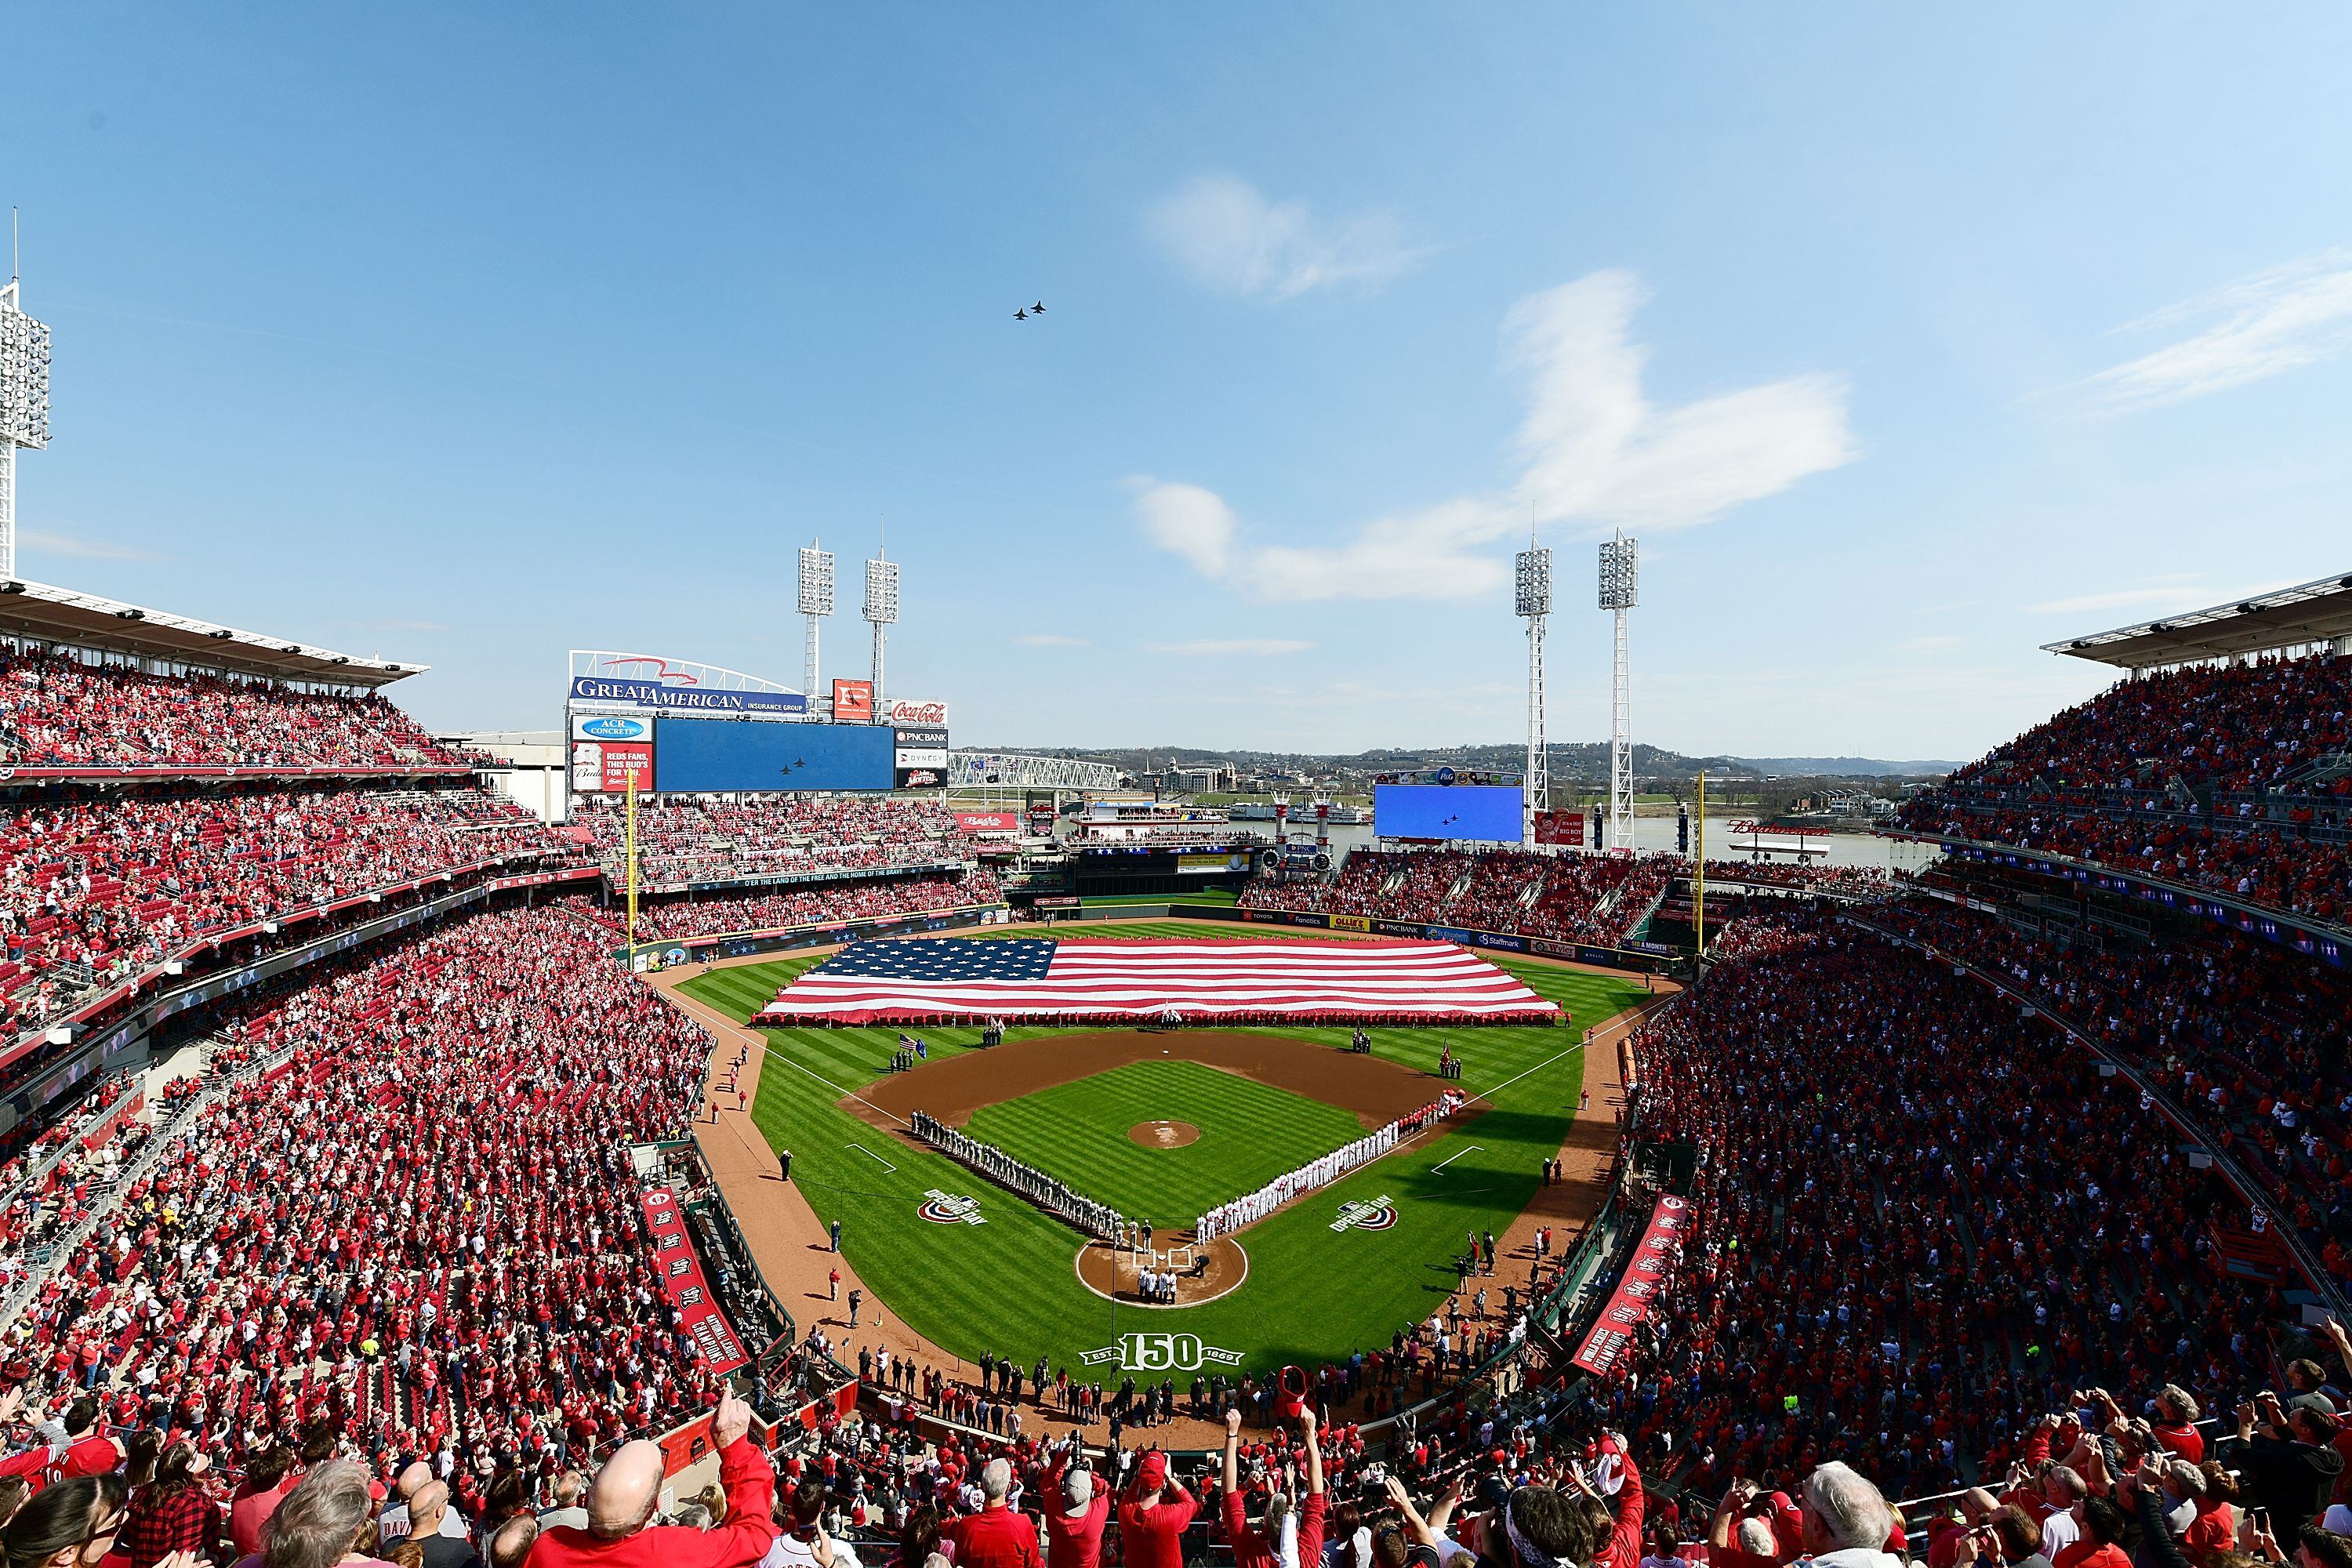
[942,1460,1037,1568]
[1042,1448,1108,1568]
[524,1396,772,1568]
[2050,1498,2128,1568]
[1218,1407,1327,1568]
[50,1403,119,1482]
[229,1451,298,1563]
[1116,1452,1196,1568]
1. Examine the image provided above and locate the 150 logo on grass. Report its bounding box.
[1330,1195,1398,1232]
[918,1190,986,1225]
[1081,1333,1243,1372]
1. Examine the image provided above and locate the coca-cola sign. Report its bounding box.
[887,698,949,726]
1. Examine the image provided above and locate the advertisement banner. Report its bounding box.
[895,747,949,769]
[1330,915,1372,932]
[570,677,805,716]
[833,679,875,723]
[600,743,653,792]
[1373,920,1423,938]
[895,768,942,789]
[955,811,1020,834]
[1176,852,1245,875]
[1533,809,1586,848]
[887,699,949,726]
[572,713,654,743]
[893,726,949,748]
[1570,1193,1690,1378]
[640,1187,750,1374]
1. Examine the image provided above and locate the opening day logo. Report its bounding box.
[1330,1195,1398,1232]
[1081,1332,1243,1372]
[917,1190,986,1225]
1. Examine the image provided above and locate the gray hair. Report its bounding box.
[2046,1466,2088,1503]
[263,1461,376,1568]
[2158,1385,2201,1423]
[1804,1462,1894,1553]
[2166,1461,2205,1497]
[1738,1519,1778,1555]
[981,1460,1012,1504]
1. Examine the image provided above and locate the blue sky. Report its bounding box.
[5,4,2350,759]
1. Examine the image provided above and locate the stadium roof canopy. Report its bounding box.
[2044,569,2352,672]
[0,579,421,688]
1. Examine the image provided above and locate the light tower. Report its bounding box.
[0,230,53,585]
[1513,538,1552,848]
[1597,531,1639,852]
[863,546,898,720]
[797,541,834,702]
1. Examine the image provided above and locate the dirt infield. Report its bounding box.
[1130,1120,1200,1148]
[1074,1234,1247,1306]
[848,1029,1444,1132]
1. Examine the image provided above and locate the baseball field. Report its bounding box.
[676,921,1647,1380]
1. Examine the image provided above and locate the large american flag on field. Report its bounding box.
[753,937,1559,1026]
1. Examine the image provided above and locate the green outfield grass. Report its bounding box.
[676,929,1648,1377]
[966,1059,1366,1221]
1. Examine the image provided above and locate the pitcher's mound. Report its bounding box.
[1129,1120,1201,1149]
[1075,1234,1247,1308]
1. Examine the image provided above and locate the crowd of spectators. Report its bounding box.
[0,902,731,1504]
[1615,911,2314,1509]
[1860,884,2352,1294]
[574,796,975,887]
[1243,850,1875,947]
[580,869,1005,942]
[0,784,564,1037]
[1896,652,2352,927]
[0,648,485,771]
[1896,805,2352,927]
[1922,651,2352,796]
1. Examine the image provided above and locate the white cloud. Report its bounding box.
[1148,176,1424,301]
[1144,639,1314,657]
[1136,270,1857,601]
[1134,481,1236,575]
[2081,251,2352,412]
[16,528,160,561]
[1012,633,1089,648]
[1896,634,1962,651]
[1508,271,1857,533]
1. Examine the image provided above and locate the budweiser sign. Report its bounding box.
[887,698,949,726]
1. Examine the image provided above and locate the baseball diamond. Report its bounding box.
[671,925,1650,1379]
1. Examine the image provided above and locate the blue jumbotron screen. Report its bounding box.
[1373,784,1525,842]
[653,718,895,793]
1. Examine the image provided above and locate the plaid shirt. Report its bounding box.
[121,1483,216,1568]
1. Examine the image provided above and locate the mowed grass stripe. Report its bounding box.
[966,1060,1366,1220]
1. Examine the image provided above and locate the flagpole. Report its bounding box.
[626,771,640,949]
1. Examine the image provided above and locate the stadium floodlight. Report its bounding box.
[1513,539,1552,848]
[0,263,54,586]
[798,541,834,704]
[1597,532,1639,852]
[864,550,898,721]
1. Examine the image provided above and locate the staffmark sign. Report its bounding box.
[1080,1332,1243,1371]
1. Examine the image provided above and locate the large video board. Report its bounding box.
[1373,784,1525,842]
[652,718,895,793]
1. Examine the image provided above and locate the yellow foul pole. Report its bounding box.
[625,771,640,949]
[1694,771,1706,956]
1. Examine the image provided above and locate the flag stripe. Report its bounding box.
[754,936,1560,1026]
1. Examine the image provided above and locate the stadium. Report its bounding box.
[5,23,2352,1568]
